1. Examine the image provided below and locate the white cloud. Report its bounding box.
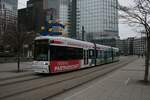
[18,0,27,9]
[118,0,139,39]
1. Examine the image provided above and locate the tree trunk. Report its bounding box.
[144,36,150,82]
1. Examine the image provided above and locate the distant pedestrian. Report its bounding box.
[141,53,144,58]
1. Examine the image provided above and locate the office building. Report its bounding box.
[19,0,118,46]
[18,4,34,32]
[117,37,146,55]
[18,0,70,34]
[0,0,18,50]
[116,39,128,55]
[133,37,146,55]
[76,0,119,41]
[0,0,18,34]
[117,37,134,55]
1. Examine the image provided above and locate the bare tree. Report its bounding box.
[3,28,35,72]
[119,0,150,82]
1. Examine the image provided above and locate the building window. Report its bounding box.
[3,4,5,9]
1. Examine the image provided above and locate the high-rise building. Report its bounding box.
[19,0,118,46]
[0,0,18,50]
[77,0,119,41]
[18,0,35,32]
[0,0,18,35]
[19,0,70,34]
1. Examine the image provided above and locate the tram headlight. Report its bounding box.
[44,62,48,65]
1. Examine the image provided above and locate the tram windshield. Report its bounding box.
[34,40,48,61]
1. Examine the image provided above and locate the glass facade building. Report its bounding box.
[0,0,18,11]
[0,0,18,35]
[76,0,119,41]
[0,0,18,51]
[44,0,119,43]
[25,0,70,34]
[24,0,118,46]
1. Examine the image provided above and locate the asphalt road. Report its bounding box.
[0,56,136,100]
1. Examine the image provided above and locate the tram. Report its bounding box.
[32,36,119,73]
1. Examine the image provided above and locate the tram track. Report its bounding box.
[0,75,42,87]
[0,73,34,81]
[0,59,123,87]
[0,60,122,87]
[0,57,136,100]
[42,58,136,100]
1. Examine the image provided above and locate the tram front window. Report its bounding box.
[34,40,48,61]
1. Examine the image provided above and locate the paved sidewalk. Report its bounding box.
[0,56,125,80]
[56,58,150,100]
[0,62,33,79]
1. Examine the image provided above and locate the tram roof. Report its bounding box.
[35,36,117,50]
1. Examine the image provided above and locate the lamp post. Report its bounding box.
[82,26,85,41]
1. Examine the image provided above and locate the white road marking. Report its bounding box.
[125,78,130,85]
[64,84,96,100]
[64,78,107,100]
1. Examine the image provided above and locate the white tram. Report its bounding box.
[32,36,119,73]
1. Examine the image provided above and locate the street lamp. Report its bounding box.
[82,26,85,41]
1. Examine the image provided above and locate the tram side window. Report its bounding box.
[113,50,119,57]
[97,50,101,59]
[108,50,111,58]
[50,46,83,60]
[101,50,104,59]
[113,51,116,57]
[116,52,119,57]
[115,51,119,57]
[89,49,94,59]
[96,50,98,58]
[104,51,108,59]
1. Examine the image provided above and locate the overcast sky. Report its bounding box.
[18,0,140,39]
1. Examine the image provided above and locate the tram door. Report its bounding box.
[83,50,88,65]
